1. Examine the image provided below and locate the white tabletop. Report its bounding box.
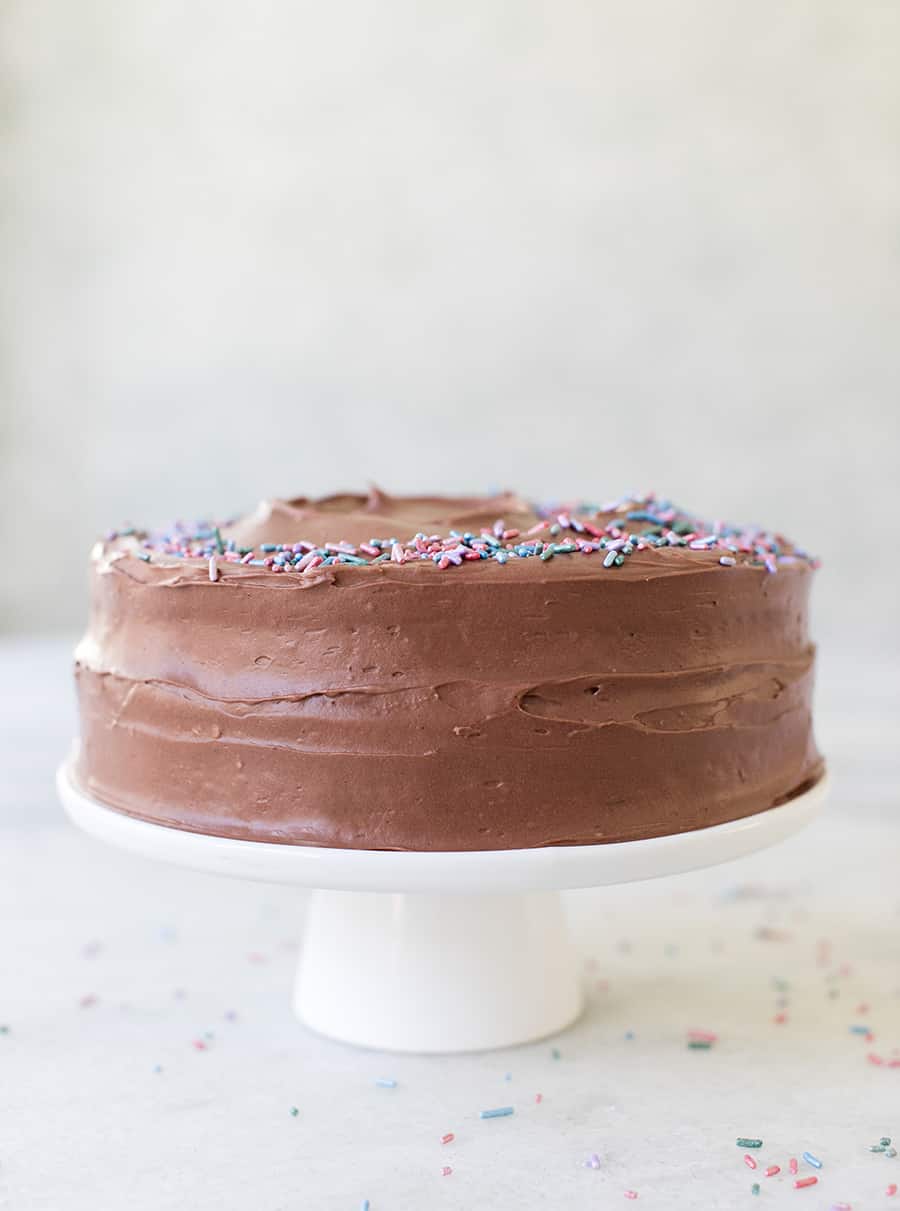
[2,637,898,1211]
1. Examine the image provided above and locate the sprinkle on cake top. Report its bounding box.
[103,491,817,576]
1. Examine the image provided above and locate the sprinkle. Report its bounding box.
[535,1093,543,1103]
[887,1183,897,1196]
[480,1106,514,1119]
[361,1202,370,1211]
[790,1158,799,1174]
[765,1165,780,1177]
[794,1176,818,1188]
[441,1166,452,1176]
[802,1151,823,1169]
[719,555,736,566]
[551,1047,561,1060]
[441,1133,454,1145]
[688,1029,718,1042]
[745,1155,758,1169]
[624,1192,638,1200]
[375,1078,397,1088]
[689,1040,713,1050]
[585,1154,601,1169]
[751,1183,760,1195]
[603,549,619,568]
[737,1139,764,1149]
[882,1138,893,1147]
[289,1106,299,1117]
[208,555,219,582]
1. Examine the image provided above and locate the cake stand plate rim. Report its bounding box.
[57,756,828,893]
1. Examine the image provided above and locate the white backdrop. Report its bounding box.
[2,0,898,653]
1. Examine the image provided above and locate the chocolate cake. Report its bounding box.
[72,490,823,850]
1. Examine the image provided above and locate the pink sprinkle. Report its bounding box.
[794,1175,818,1188]
[240,552,255,564]
[390,543,405,563]
[441,1166,452,1177]
[79,994,97,1008]
[624,1192,638,1200]
[765,1165,780,1177]
[535,1093,543,1104]
[441,1133,454,1145]
[360,544,380,557]
[192,1039,207,1051]
[301,555,324,574]
[887,1183,897,1197]
[688,1029,718,1043]
[868,1053,885,1066]
[744,1155,758,1170]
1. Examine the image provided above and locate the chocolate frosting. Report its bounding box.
[73,491,823,850]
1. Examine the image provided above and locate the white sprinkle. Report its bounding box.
[209,555,219,582]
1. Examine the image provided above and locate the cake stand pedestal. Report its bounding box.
[57,763,827,1053]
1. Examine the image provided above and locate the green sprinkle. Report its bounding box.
[0,1025,9,1034]
[736,1138,763,1149]
[751,1182,760,1196]
[881,1137,892,1147]
[871,1145,887,1152]
[551,1047,561,1060]
[214,527,225,554]
[688,1040,712,1049]
[289,1106,299,1117]
[540,546,554,561]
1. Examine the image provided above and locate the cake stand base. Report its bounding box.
[57,760,828,1053]
[297,890,581,1051]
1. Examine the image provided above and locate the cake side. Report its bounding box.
[72,492,823,850]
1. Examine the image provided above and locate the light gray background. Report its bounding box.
[2,0,898,655]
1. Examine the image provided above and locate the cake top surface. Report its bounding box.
[98,489,817,580]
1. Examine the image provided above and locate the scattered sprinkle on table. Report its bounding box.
[441,1133,454,1145]
[375,1078,397,1088]
[751,1182,760,1195]
[289,1106,299,1117]
[888,1184,898,1197]
[737,1138,764,1149]
[480,1106,514,1119]
[803,1150,823,1169]
[765,1165,780,1177]
[744,1154,758,1169]
[624,1191,638,1200]
[795,1175,818,1188]
[585,1154,601,1169]
[441,1166,452,1177]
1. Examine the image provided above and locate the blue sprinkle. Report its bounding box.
[375,1078,397,1088]
[849,1024,871,1034]
[480,1106,514,1119]
[137,552,151,562]
[802,1151,822,1169]
[496,552,508,564]
[260,543,278,552]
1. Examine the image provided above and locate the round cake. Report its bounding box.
[72,489,823,851]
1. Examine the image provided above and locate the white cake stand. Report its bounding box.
[57,760,828,1053]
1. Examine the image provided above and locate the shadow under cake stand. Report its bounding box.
[57,760,828,1053]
